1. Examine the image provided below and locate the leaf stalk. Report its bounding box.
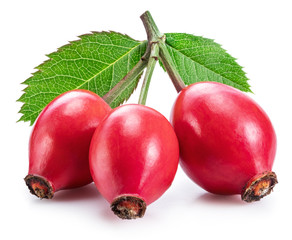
[102,44,150,105]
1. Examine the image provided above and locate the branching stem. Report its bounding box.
[104,10,186,107]
[140,11,186,93]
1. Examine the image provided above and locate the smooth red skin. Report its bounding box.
[28,90,111,191]
[171,82,276,195]
[89,104,179,205]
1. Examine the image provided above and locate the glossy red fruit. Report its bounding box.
[171,82,277,202]
[89,104,179,219]
[25,90,111,199]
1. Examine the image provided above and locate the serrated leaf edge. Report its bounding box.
[18,31,147,125]
[164,34,251,92]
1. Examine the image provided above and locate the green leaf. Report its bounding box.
[163,33,251,92]
[18,31,147,125]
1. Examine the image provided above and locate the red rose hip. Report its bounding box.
[170,82,277,202]
[89,104,179,219]
[25,90,111,199]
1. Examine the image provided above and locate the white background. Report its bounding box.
[1,0,291,239]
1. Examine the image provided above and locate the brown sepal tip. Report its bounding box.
[24,175,54,199]
[242,171,278,202]
[111,195,147,220]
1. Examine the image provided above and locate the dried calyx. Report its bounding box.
[111,195,147,220]
[24,175,54,199]
[242,171,278,202]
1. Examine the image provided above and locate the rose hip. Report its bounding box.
[89,104,179,219]
[25,90,111,199]
[170,82,277,202]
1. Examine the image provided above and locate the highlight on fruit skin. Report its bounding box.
[25,90,111,199]
[89,104,179,219]
[170,82,277,202]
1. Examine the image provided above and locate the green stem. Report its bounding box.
[102,42,150,105]
[140,11,163,41]
[138,43,159,105]
[140,11,186,93]
[104,10,186,107]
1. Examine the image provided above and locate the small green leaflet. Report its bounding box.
[163,33,251,92]
[18,31,147,125]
